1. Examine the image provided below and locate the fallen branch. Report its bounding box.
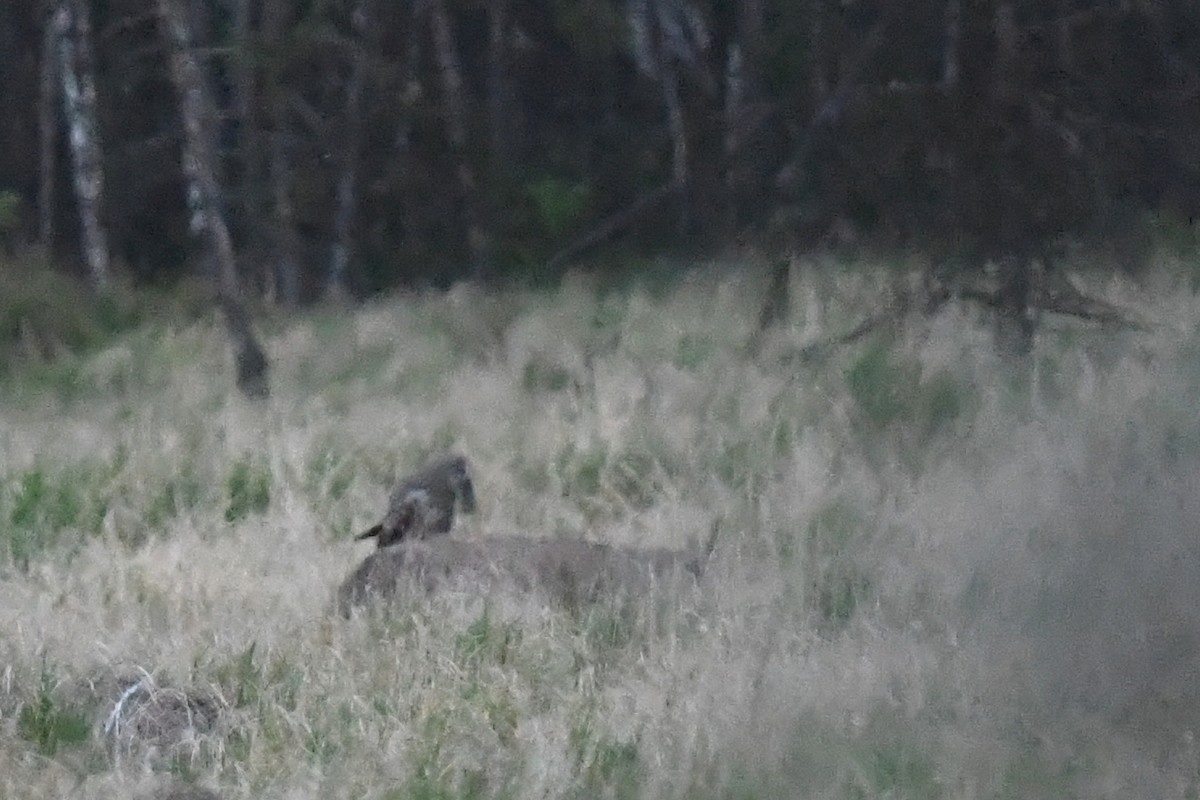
[544,181,682,273]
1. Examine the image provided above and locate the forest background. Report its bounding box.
[0,0,1197,311]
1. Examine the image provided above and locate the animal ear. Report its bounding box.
[355,524,383,541]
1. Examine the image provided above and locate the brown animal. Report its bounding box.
[336,534,705,617]
[356,455,477,547]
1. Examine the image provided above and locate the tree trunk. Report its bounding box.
[39,5,57,248]
[428,0,490,279]
[661,60,689,230]
[327,0,371,300]
[232,0,267,293]
[261,0,301,305]
[809,0,828,102]
[158,0,269,398]
[267,126,301,306]
[54,0,110,291]
[737,0,764,73]
[942,0,961,89]
[485,0,513,169]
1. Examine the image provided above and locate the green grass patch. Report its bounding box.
[17,658,91,756]
[224,457,271,523]
[523,356,573,393]
[845,341,919,428]
[2,462,115,568]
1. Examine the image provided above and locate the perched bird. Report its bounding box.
[356,455,477,547]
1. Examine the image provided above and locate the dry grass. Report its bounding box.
[2,255,1200,798]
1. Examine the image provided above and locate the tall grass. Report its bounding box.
[1,256,1199,798]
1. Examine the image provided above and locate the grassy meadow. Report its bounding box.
[2,254,1200,799]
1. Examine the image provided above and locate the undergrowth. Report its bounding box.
[1,252,1199,799]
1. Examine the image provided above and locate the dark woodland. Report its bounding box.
[0,0,1197,301]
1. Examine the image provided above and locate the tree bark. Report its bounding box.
[327,0,372,300]
[54,0,111,291]
[261,0,301,305]
[428,0,490,279]
[39,5,57,248]
[485,0,513,169]
[158,0,269,398]
[942,0,961,89]
[232,0,267,290]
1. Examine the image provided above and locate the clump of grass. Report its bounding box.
[570,720,641,800]
[17,657,91,757]
[554,443,665,521]
[845,340,919,428]
[0,255,148,372]
[522,355,573,393]
[224,457,271,523]
[1,462,117,569]
[674,333,716,372]
[802,498,873,633]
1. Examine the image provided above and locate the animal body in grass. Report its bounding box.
[336,534,705,617]
[356,454,477,547]
[338,492,718,616]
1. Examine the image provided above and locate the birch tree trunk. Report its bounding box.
[327,0,371,300]
[429,0,490,279]
[54,0,110,291]
[158,0,270,398]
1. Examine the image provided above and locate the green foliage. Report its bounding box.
[714,438,753,491]
[919,371,965,437]
[146,470,204,530]
[846,343,968,455]
[674,333,715,372]
[579,602,637,654]
[2,463,112,568]
[224,457,271,523]
[17,659,91,756]
[556,443,662,520]
[846,342,918,428]
[805,499,873,632]
[522,355,573,393]
[456,609,520,668]
[0,190,20,234]
[0,257,145,376]
[558,443,607,500]
[550,0,627,61]
[586,292,626,355]
[569,719,642,800]
[526,177,592,238]
[217,641,263,709]
[514,456,552,494]
[850,739,942,799]
[997,742,1080,799]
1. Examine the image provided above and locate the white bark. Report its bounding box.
[158,0,269,397]
[54,0,111,290]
